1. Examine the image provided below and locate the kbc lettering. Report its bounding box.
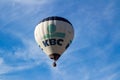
[42,39,64,47]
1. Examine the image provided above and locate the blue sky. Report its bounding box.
[0,0,120,80]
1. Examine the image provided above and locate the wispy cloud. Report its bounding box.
[0,31,48,75]
[0,57,4,65]
[47,1,120,80]
[1,0,54,5]
[0,42,48,75]
[0,0,55,32]
[49,61,120,80]
[0,0,56,75]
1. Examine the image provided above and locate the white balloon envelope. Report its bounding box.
[34,16,74,67]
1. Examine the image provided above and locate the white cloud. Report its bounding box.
[102,2,115,23]
[49,62,120,80]
[105,73,118,80]
[0,0,56,75]
[99,63,120,73]
[14,37,48,64]
[0,0,54,5]
[0,65,13,75]
[0,46,45,75]
[0,58,4,65]
[15,0,51,4]
[49,65,91,80]
[0,61,39,75]
[0,0,55,29]
[0,57,13,74]
[0,32,49,75]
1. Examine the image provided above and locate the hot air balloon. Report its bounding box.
[34,16,74,67]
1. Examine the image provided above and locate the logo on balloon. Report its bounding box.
[47,24,56,34]
[42,24,65,39]
[42,24,65,47]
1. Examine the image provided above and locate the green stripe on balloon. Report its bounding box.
[47,24,56,33]
[43,33,65,39]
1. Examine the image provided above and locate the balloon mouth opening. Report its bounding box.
[49,53,60,61]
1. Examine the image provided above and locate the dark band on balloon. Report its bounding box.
[49,53,60,61]
[40,16,72,26]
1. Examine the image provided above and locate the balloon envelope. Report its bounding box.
[34,16,74,61]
